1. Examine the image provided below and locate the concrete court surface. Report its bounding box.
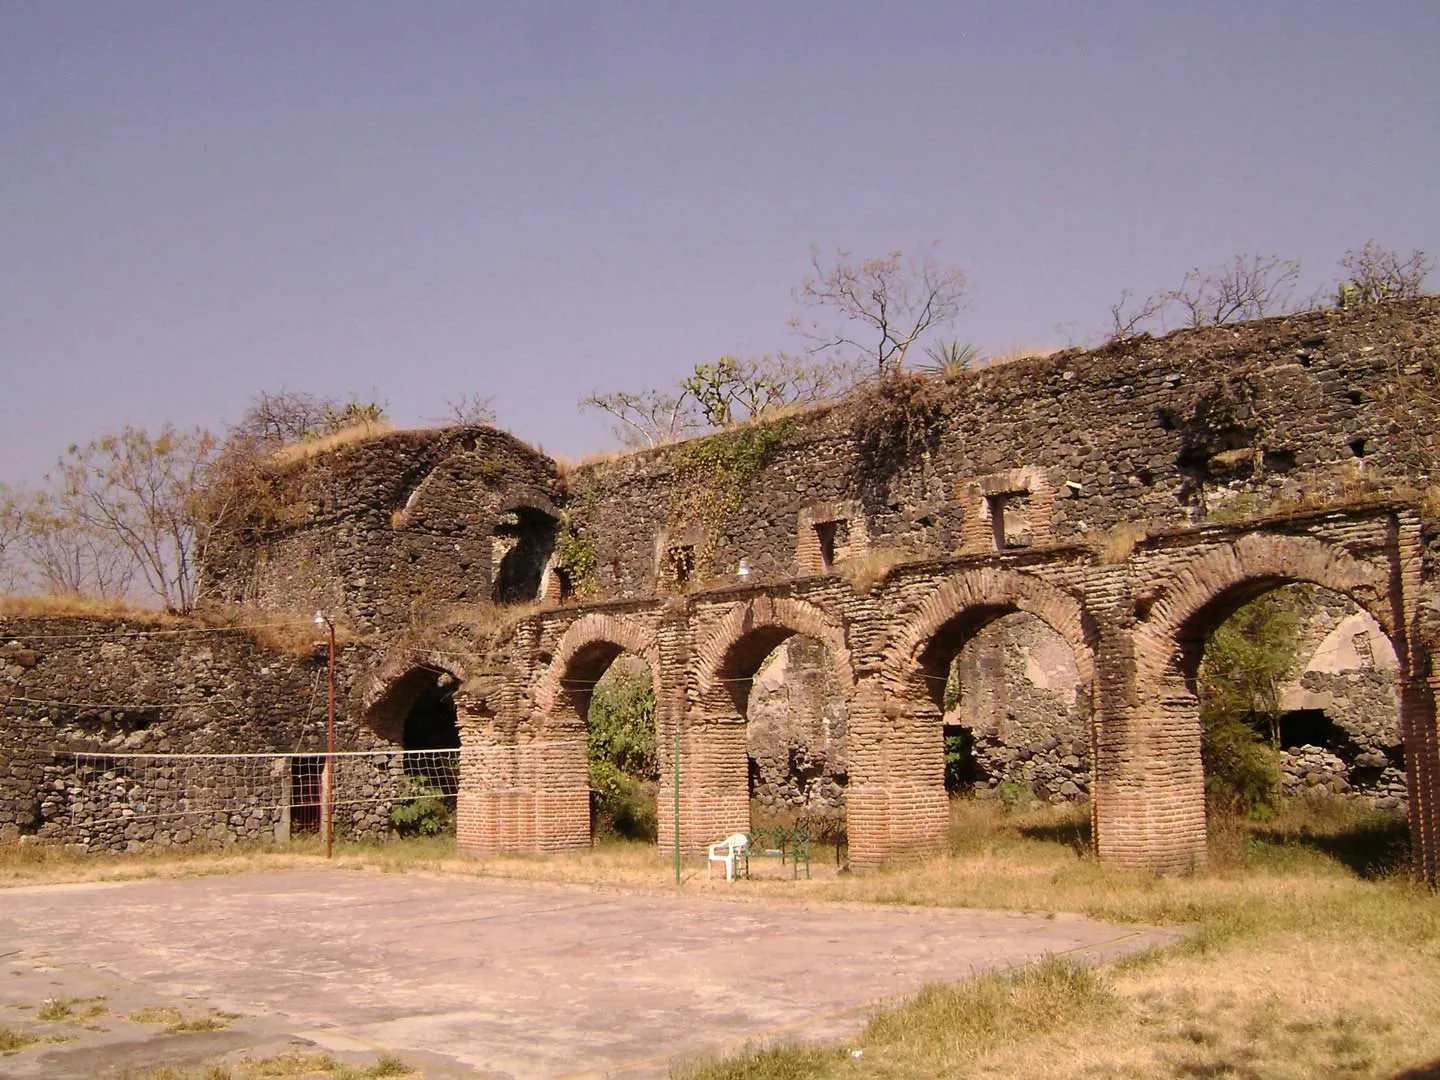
[0,869,1177,1079]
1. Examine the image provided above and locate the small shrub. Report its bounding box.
[0,1024,40,1054]
[389,776,454,837]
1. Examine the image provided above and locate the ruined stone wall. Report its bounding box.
[559,299,1439,599]
[0,615,398,852]
[207,426,562,635]
[746,636,848,815]
[949,612,1090,802]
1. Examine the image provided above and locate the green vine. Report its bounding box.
[553,513,598,599]
[665,419,794,581]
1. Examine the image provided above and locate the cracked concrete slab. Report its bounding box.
[0,869,1178,1078]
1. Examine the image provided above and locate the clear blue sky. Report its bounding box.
[2,1,1436,485]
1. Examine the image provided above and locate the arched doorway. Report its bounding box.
[940,611,1089,805]
[1186,582,1406,863]
[365,665,462,836]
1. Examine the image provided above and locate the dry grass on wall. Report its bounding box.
[266,420,396,467]
[836,547,913,593]
[0,594,358,659]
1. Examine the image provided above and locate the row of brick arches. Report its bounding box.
[364,514,1439,881]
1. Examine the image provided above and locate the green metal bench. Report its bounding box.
[739,824,811,880]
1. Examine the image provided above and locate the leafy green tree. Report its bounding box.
[1196,589,1303,816]
[586,665,658,840]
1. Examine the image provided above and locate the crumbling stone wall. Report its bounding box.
[184,299,1440,883]
[207,426,562,635]
[948,612,1090,802]
[746,636,848,814]
[0,616,396,852]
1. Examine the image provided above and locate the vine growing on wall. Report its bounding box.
[553,512,598,600]
[664,418,794,584]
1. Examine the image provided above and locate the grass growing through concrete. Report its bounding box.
[673,797,1440,1079]
[119,1051,416,1079]
[3,798,1437,1078]
[128,1006,239,1033]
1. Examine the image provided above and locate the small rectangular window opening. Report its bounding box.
[815,521,839,571]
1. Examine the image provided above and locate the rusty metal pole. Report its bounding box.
[316,614,336,859]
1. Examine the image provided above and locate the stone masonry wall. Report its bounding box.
[0,615,397,852]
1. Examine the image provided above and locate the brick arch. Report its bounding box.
[533,612,660,717]
[1134,532,1394,684]
[359,646,469,745]
[694,595,853,713]
[882,567,1097,703]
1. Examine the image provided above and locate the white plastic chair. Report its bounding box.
[707,832,749,882]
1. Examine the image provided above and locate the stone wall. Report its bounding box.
[0,615,399,852]
[207,426,562,635]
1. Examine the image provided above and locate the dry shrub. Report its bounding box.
[267,420,395,467]
[836,547,912,593]
[1423,484,1440,518]
[1095,520,1150,565]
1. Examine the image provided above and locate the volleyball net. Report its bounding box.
[5,748,462,848]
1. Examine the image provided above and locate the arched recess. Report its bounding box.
[361,652,468,833]
[690,596,854,853]
[868,568,1098,865]
[529,614,662,850]
[534,614,660,720]
[1118,532,1400,875]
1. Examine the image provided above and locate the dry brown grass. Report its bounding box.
[267,421,395,467]
[4,801,1437,1079]
[0,594,360,659]
[0,593,186,623]
[1094,520,1151,565]
[1422,483,1440,518]
[835,547,914,593]
[981,344,1063,369]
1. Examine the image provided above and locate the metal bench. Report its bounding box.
[739,824,811,880]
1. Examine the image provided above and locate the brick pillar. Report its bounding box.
[1402,663,1440,884]
[655,614,748,855]
[454,695,589,856]
[455,698,517,856]
[848,675,947,869]
[1093,675,1208,875]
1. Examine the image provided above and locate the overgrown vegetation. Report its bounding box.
[388,776,454,837]
[552,512,598,599]
[844,370,948,470]
[665,419,794,584]
[587,664,659,841]
[1197,589,1304,817]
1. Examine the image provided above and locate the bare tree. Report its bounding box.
[1338,241,1433,306]
[15,489,136,599]
[232,390,389,447]
[579,388,702,449]
[56,425,225,612]
[794,245,968,376]
[0,485,26,592]
[1168,254,1302,327]
[1106,289,1171,343]
[442,393,498,426]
